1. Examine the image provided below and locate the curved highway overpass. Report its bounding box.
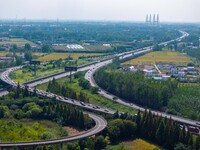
[0,113,107,148]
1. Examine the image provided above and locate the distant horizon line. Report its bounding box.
[0,18,200,24]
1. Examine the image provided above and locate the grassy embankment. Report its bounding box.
[106,139,160,150]
[0,119,68,142]
[36,74,137,115]
[10,60,88,83]
[10,64,63,83]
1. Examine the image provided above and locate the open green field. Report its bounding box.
[10,60,88,83]
[124,51,191,65]
[37,53,103,62]
[36,73,137,115]
[106,139,160,150]
[10,67,62,83]
[0,52,46,57]
[0,119,67,142]
[0,52,11,56]
[0,38,36,46]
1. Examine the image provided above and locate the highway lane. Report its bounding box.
[0,90,8,97]
[0,30,195,148]
[0,68,109,148]
[85,63,200,128]
[0,113,107,148]
[84,31,200,130]
[25,63,99,87]
[0,66,115,115]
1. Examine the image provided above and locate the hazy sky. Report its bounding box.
[1,0,200,22]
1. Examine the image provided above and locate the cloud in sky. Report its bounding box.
[1,0,200,22]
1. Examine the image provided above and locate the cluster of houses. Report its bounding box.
[166,65,199,83]
[0,56,15,62]
[123,63,200,83]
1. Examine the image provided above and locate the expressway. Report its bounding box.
[0,113,107,148]
[0,66,115,115]
[85,60,200,128]
[84,31,200,129]
[0,67,109,148]
[0,90,8,97]
[0,30,196,147]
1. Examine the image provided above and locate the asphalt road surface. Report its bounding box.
[0,113,107,148]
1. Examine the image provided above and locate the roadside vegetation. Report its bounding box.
[0,119,65,142]
[36,72,137,114]
[95,61,200,121]
[167,86,200,120]
[95,64,178,110]
[10,59,88,83]
[0,86,93,142]
[64,110,199,150]
[106,139,160,150]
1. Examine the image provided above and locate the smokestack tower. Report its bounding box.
[146,14,149,23]
[157,14,159,25]
[145,14,160,26]
[149,14,152,24]
[153,14,156,24]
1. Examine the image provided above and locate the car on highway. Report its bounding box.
[80,101,85,106]
[104,109,109,112]
[196,122,200,126]
[96,106,100,109]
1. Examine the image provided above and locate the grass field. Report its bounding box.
[36,73,137,115]
[0,119,67,142]
[106,139,160,150]
[37,53,103,62]
[0,38,36,46]
[124,51,191,65]
[178,83,200,87]
[0,52,11,56]
[10,67,62,83]
[0,52,46,57]
[10,60,88,83]
[131,139,160,150]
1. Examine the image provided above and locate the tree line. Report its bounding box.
[108,110,200,149]
[94,66,178,110]
[0,85,93,130]
[62,110,200,150]
[47,78,92,103]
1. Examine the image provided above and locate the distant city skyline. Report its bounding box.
[1,0,200,23]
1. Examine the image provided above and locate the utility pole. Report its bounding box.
[30,60,41,78]
[65,66,78,83]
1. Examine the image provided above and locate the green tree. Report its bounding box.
[24,51,32,61]
[42,45,52,53]
[156,120,165,144]
[95,135,107,150]
[25,43,31,50]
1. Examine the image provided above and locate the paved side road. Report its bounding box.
[0,90,8,97]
